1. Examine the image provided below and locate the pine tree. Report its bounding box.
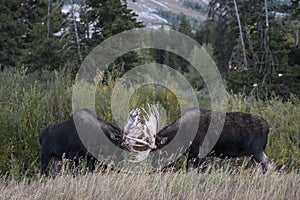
[178,15,192,37]
[207,0,237,74]
[82,0,142,48]
[0,0,27,67]
[80,0,144,81]
[19,0,69,72]
[205,0,300,98]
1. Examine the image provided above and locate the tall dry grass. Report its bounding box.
[1,162,299,200]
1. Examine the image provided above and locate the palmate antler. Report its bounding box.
[122,104,159,162]
[123,108,143,148]
[142,104,159,149]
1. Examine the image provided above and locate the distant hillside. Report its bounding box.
[127,0,208,29]
[60,0,208,29]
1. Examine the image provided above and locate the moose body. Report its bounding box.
[38,116,97,179]
[38,109,127,179]
[156,108,272,172]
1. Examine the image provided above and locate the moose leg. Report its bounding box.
[194,157,207,173]
[38,152,51,180]
[87,154,96,172]
[186,153,196,170]
[185,145,206,171]
[186,154,206,172]
[54,159,62,177]
[160,162,177,173]
[73,157,80,176]
[253,151,272,173]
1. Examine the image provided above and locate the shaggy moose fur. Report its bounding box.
[38,109,124,179]
[156,108,272,172]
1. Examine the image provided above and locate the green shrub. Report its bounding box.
[226,94,300,172]
[0,67,72,179]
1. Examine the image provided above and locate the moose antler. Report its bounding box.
[123,108,143,145]
[122,104,159,161]
[141,104,159,149]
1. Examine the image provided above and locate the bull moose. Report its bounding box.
[154,108,272,172]
[38,109,136,179]
[38,117,97,179]
[38,106,158,179]
[39,106,272,178]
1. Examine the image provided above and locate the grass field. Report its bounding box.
[0,68,299,199]
[1,162,299,200]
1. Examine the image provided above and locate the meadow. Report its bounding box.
[0,67,299,199]
[1,164,299,200]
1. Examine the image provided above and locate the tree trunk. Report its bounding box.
[233,0,248,69]
[47,0,51,39]
[262,0,274,86]
[71,0,83,64]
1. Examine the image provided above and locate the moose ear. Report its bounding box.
[156,136,168,145]
[110,133,116,140]
[109,133,122,141]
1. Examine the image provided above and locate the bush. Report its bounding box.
[0,67,72,179]
[226,94,300,172]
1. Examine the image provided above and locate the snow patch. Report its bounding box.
[147,24,171,30]
[151,0,170,10]
[142,4,156,12]
[138,12,168,23]
[152,14,168,23]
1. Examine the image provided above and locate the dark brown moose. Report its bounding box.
[155,108,272,173]
[38,109,126,179]
[38,106,159,179]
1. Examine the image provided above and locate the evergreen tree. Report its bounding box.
[178,15,192,37]
[0,0,27,67]
[207,0,237,74]
[205,0,299,98]
[80,0,144,81]
[82,0,143,51]
[161,21,205,90]
[194,19,217,46]
[65,1,85,69]
[19,0,68,72]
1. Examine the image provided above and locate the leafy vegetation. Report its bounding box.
[0,68,72,179]
[196,0,300,99]
[0,68,299,179]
